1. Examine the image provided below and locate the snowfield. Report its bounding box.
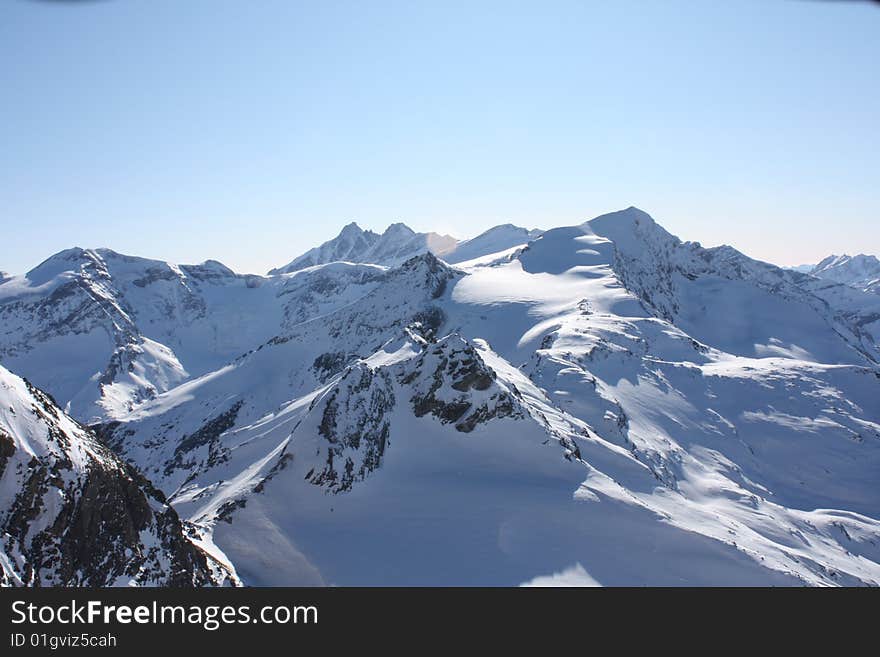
[1,207,879,586]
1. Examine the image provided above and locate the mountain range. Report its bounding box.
[806,254,880,295]
[267,220,541,274]
[1,207,879,586]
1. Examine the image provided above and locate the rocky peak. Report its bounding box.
[394,252,461,300]
[0,364,234,586]
[810,253,880,294]
[403,334,522,433]
[305,363,396,494]
[339,221,366,236]
[181,259,237,281]
[270,221,460,274]
[382,222,416,237]
[24,247,105,287]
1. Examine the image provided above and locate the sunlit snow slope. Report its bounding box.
[74,208,880,586]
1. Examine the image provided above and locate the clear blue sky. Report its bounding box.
[1,0,878,275]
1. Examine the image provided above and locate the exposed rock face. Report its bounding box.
[164,401,243,478]
[405,336,521,433]
[0,365,234,586]
[312,351,359,381]
[307,365,396,493]
[297,333,528,496]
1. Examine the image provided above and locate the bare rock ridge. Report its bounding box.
[0,364,235,586]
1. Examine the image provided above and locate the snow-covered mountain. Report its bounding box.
[0,223,541,424]
[0,364,234,586]
[443,223,543,264]
[809,254,880,295]
[0,248,388,423]
[268,222,458,274]
[3,207,880,586]
[267,220,543,273]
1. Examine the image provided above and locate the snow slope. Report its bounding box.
[443,224,542,264]
[85,210,880,586]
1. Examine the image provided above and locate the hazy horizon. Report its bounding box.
[2,0,878,275]
[6,208,875,278]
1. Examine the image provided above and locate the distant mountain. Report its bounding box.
[810,254,880,295]
[268,220,544,272]
[443,224,543,264]
[0,363,234,586]
[3,208,880,586]
[268,222,458,274]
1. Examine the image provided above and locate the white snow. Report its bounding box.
[809,254,880,294]
[521,563,602,587]
[269,222,457,274]
[3,209,880,586]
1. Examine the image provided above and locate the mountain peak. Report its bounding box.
[583,207,677,254]
[810,252,880,295]
[0,363,233,586]
[25,247,98,285]
[270,221,456,274]
[185,259,236,278]
[587,206,654,228]
[382,222,416,237]
[340,221,365,235]
[443,223,542,264]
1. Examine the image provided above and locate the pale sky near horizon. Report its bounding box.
[1,0,878,275]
